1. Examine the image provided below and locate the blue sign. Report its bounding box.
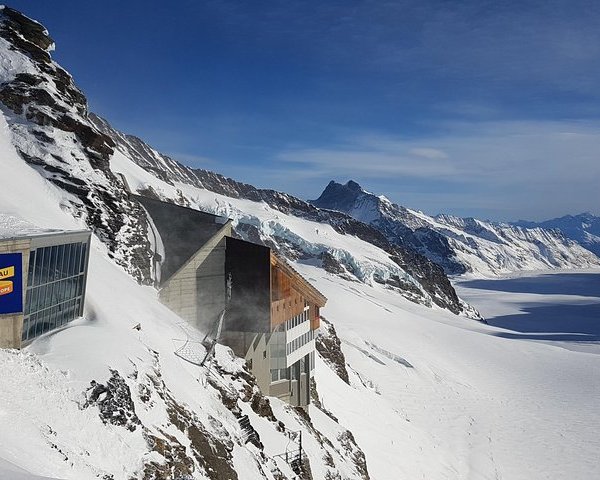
[0,253,23,314]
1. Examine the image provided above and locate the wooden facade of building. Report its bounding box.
[270,253,326,331]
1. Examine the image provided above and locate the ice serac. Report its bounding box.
[0,6,153,283]
[312,180,600,276]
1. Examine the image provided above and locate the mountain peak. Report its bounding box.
[345,180,364,191]
[0,6,55,57]
[311,180,369,212]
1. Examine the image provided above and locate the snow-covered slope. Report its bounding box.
[90,114,469,315]
[1,7,598,480]
[514,212,600,257]
[304,264,600,480]
[311,180,600,277]
[0,102,369,479]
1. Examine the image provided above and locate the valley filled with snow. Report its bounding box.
[457,269,600,354]
[303,264,600,480]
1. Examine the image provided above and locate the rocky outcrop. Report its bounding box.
[0,7,153,283]
[83,370,141,432]
[316,318,350,384]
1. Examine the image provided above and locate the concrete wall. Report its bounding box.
[0,238,30,349]
[269,380,292,403]
[289,354,311,408]
[159,223,232,330]
[244,333,271,394]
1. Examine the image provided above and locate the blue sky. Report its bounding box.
[8,0,600,220]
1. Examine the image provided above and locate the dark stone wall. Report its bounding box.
[225,237,270,333]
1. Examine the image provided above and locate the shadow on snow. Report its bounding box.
[461,273,600,343]
[460,273,600,297]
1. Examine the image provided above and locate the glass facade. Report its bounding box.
[22,240,89,342]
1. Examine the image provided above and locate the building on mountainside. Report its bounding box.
[136,195,327,408]
[0,229,91,349]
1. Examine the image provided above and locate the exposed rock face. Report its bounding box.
[337,430,370,480]
[316,317,350,384]
[83,370,141,432]
[311,180,600,276]
[0,7,153,283]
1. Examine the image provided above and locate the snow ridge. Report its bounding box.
[513,212,600,257]
[312,180,600,277]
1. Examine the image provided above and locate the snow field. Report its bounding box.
[298,263,600,480]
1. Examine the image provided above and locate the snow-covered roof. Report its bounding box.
[0,213,88,241]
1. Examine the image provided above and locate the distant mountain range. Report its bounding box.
[311,181,600,276]
[512,213,600,257]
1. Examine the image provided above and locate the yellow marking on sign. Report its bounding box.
[0,265,15,280]
[0,280,14,296]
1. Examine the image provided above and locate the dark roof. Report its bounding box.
[134,195,230,285]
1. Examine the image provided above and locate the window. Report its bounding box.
[23,240,89,343]
[63,244,72,278]
[79,243,87,273]
[271,368,290,382]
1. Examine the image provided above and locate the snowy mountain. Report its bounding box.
[0,3,474,316]
[513,212,600,257]
[89,114,476,316]
[1,7,599,480]
[311,180,600,277]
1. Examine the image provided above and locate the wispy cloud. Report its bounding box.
[270,120,600,219]
[279,120,600,181]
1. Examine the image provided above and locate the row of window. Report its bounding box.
[22,298,82,341]
[286,329,314,355]
[28,242,87,288]
[21,241,89,343]
[25,275,85,315]
[285,306,310,330]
